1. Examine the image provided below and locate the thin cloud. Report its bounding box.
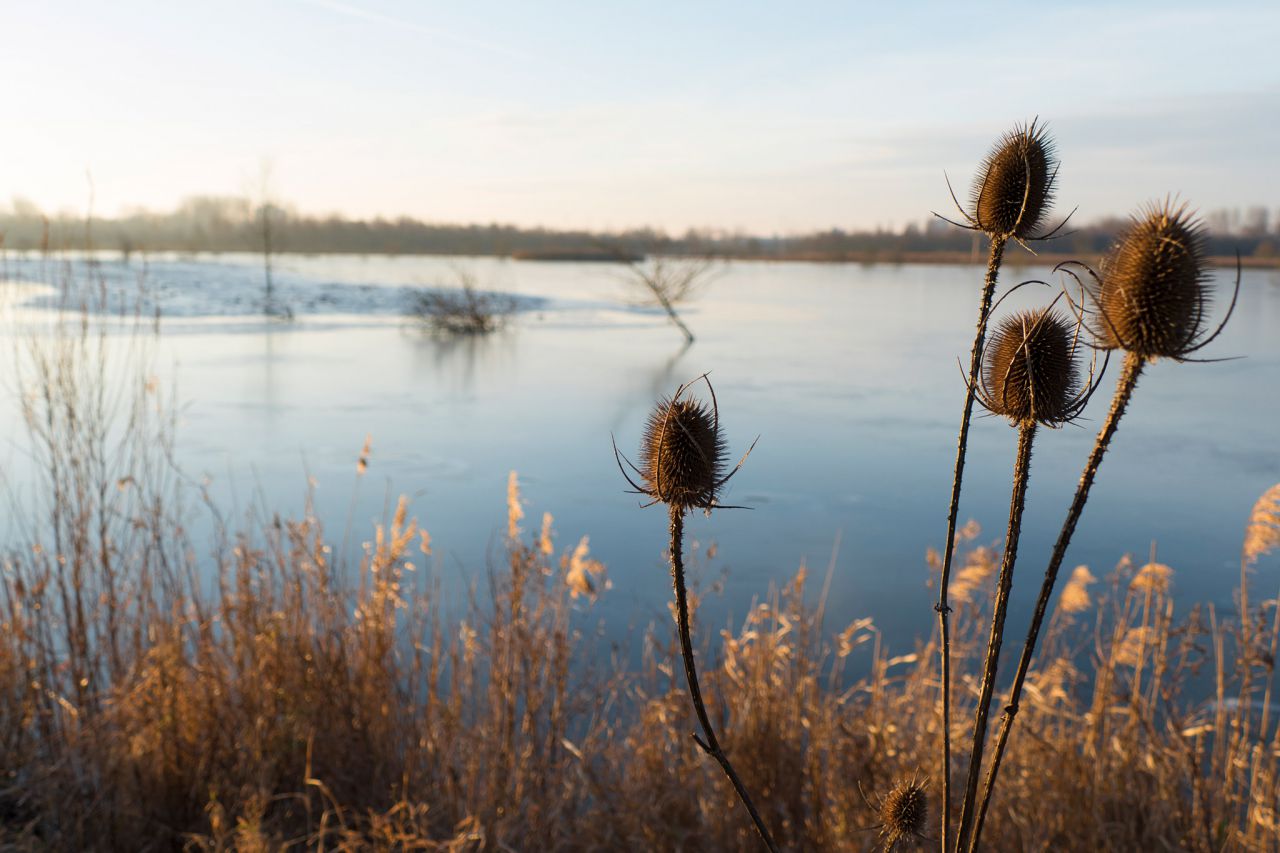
[296,0,534,61]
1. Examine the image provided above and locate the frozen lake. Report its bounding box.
[1,251,1277,655]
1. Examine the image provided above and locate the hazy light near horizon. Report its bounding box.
[2,0,1277,232]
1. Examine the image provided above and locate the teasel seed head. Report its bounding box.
[978,306,1085,427]
[970,120,1057,239]
[1092,200,1216,360]
[879,777,929,850]
[613,375,754,515]
[640,395,726,512]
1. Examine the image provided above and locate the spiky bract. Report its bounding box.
[879,778,928,850]
[640,396,727,513]
[979,307,1081,427]
[1094,201,1212,359]
[970,121,1057,239]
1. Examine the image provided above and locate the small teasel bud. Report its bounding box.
[979,307,1080,426]
[1094,200,1212,359]
[879,777,929,850]
[971,120,1057,239]
[640,395,727,513]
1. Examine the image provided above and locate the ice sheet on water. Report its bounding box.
[3,256,547,322]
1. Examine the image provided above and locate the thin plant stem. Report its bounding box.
[968,351,1145,850]
[936,233,1007,848]
[668,506,779,853]
[956,421,1036,851]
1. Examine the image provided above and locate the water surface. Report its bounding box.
[2,252,1277,657]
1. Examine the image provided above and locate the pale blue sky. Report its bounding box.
[3,0,1277,231]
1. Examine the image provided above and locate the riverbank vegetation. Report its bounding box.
[0,299,1275,851]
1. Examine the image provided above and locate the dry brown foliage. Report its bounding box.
[1,307,1277,852]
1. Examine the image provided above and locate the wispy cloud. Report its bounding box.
[294,0,534,61]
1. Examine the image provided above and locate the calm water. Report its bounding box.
[2,252,1278,656]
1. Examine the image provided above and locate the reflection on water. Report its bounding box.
[403,324,522,392]
[1,252,1278,656]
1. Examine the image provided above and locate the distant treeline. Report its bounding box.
[2,195,1277,263]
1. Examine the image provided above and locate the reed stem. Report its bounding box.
[956,421,1036,850]
[937,233,1007,848]
[668,506,779,853]
[968,351,1145,850]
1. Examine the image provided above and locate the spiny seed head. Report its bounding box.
[640,396,727,513]
[1095,200,1211,359]
[981,307,1081,426]
[615,376,752,515]
[971,120,1057,239]
[879,778,928,850]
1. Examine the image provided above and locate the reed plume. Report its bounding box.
[967,199,1240,851]
[932,119,1064,846]
[613,374,775,851]
[955,306,1091,849]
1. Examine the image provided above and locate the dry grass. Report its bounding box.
[0,309,1277,851]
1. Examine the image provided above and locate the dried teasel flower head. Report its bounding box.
[1082,199,1238,361]
[613,374,755,515]
[935,120,1070,244]
[965,119,1058,239]
[642,394,724,510]
[977,303,1097,427]
[878,776,929,850]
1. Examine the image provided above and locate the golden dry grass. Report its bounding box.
[0,307,1277,852]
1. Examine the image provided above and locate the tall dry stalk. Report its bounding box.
[931,120,1062,847]
[613,374,774,851]
[968,200,1240,850]
[953,306,1092,849]
[956,420,1034,846]
[668,506,778,851]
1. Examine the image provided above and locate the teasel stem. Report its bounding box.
[668,505,779,853]
[956,420,1036,851]
[937,232,1007,848]
[967,351,1145,851]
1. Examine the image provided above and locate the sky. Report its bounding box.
[2,0,1278,233]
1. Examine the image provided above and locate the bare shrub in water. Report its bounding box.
[409,268,515,335]
[614,250,718,344]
